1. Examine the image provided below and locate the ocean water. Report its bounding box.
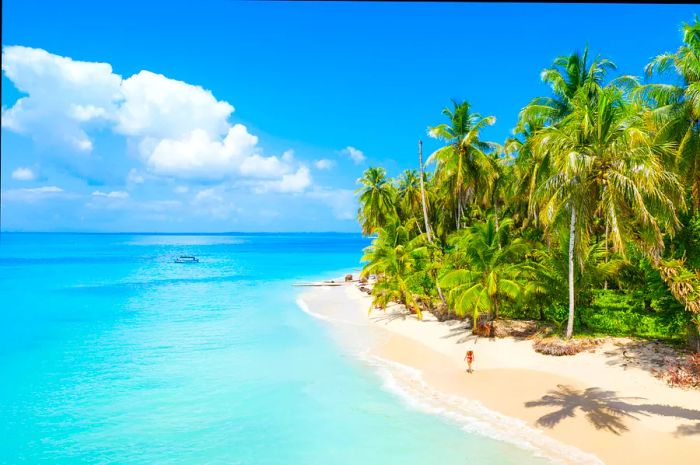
[0,233,553,465]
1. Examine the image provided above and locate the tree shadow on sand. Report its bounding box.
[675,422,700,437]
[370,308,412,325]
[601,340,682,377]
[525,384,700,435]
[441,321,474,344]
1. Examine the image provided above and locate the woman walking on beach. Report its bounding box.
[465,350,474,373]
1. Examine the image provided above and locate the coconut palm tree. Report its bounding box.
[512,47,620,233]
[530,84,683,338]
[520,45,616,125]
[356,167,397,235]
[439,216,530,333]
[526,237,629,325]
[395,169,424,235]
[506,114,548,228]
[360,219,429,319]
[641,17,700,210]
[427,100,499,230]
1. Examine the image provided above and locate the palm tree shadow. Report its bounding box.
[525,385,642,434]
[675,422,700,437]
[525,384,700,437]
[441,321,474,344]
[370,308,411,324]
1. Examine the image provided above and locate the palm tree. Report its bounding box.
[439,216,529,333]
[356,167,397,235]
[395,169,424,234]
[527,237,628,326]
[530,84,683,338]
[427,100,499,230]
[641,17,700,210]
[520,45,616,125]
[506,113,548,228]
[517,47,616,338]
[360,219,429,319]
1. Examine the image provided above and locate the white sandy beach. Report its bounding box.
[299,282,700,465]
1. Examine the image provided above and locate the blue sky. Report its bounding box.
[1,1,697,232]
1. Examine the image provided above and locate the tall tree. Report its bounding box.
[395,169,423,234]
[356,167,397,235]
[520,45,616,125]
[418,140,433,243]
[427,100,499,231]
[361,219,429,319]
[440,216,529,333]
[642,17,700,211]
[530,84,683,338]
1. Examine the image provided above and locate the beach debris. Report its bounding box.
[652,353,700,389]
[532,337,603,356]
[491,319,540,338]
[358,286,371,294]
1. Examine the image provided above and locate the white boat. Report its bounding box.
[174,255,199,263]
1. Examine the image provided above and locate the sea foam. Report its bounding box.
[298,297,604,465]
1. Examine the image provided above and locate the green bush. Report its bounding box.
[577,290,686,340]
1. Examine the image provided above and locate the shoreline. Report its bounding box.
[298,280,700,465]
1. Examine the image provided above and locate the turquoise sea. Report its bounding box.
[0,233,554,465]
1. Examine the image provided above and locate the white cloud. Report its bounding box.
[115,70,233,140]
[11,167,36,181]
[255,166,312,193]
[308,188,357,220]
[239,154,291,179]
[2,45,310,189]
[146,126,252,178]
[281,150,295,163]
[126,168,144,184]
[145,125,297,181]
[91,190,129,199]
[190,187,240,219]
[3,185,65,202]
[174,185,189,194]
[192,187,223,204]
[84,197,182,212]
[21,186,62,194]
[314,159,335,170]
[341,146,365,164]
[1,46,120,152]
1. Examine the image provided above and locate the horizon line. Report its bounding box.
[0,230,365,235]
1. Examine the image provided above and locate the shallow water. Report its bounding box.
[0,233,553,464]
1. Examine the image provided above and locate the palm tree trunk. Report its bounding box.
[604,221,609,290]
[495,202,502,250]
[566,204,577,339]
[435,280,447,306]
[418,140,432,243]
[456,196,461,230]
[494,203,500,232]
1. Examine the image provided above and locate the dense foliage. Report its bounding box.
[357,18,700,348]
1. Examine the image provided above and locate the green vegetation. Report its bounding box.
[357,18,700,349]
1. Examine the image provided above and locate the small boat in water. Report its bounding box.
[174,255,199,263]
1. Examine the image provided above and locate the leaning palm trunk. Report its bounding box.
[418,141,432,243]
[418,141,447,308]
[566,204,577,339]
[435,274,447,308]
